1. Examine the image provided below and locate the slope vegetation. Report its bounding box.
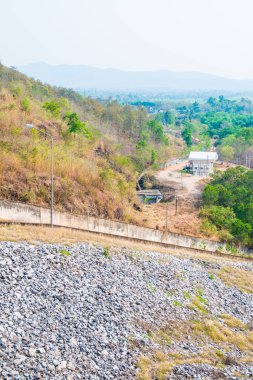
[0,64,175,222]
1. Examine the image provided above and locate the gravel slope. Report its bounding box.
[0,242,252,379]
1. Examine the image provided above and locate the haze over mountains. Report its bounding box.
[18,62,253,92]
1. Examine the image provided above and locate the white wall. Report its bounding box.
[0,200,245,255]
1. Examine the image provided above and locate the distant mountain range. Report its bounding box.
[18,62,253,92]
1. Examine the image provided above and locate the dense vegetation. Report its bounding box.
[156,96,253,165]
[201,167,253,248]
[0,64,176,221]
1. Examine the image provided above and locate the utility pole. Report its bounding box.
[26,124,54,227]
[175,195,178,216]
[50,136,54,227]
[165,203,168,231]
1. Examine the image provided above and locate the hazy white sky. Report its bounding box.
[1,0,253,78]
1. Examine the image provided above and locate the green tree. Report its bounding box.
[64,112,91,138]
[42,100,61,118]
[164,111,175,125]
[220,145,235,162]
[151,149,157,164]
[20,98,30,112]
[181,125,192,146]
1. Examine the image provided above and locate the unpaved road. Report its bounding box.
[141,160,209,237]
[155,160,207,196]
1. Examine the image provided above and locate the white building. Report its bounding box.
[188,151,218,176]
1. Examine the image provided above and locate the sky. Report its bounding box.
[1,0,253,79]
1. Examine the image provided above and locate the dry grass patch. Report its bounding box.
[0,224,237,263]
[217,266,253,293]
[188,295,208,315]
[219,314,247,329]
[137,316,253,380]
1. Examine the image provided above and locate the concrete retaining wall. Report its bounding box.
[0,200,241,254]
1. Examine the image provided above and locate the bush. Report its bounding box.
[64,112,91,138]
[200,220,217,237]
[20,97,30,112]
[42,100,61,118]
[201,167,253,247]
[200,206,236,230]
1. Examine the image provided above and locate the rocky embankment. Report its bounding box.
[0,242,252,379]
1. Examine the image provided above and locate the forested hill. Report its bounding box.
[19,62,253,92]
[0,64,174,222]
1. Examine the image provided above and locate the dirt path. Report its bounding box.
[141,161,209,237]
[155,160,207,196]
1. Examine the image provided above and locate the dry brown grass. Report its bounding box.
[217,266,253,293]
[0,224,241,264]
[0,89,140,223]
[137,316,253,380]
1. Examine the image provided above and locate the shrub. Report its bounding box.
[42,100,61,118]
[59,249,71,256]
[102,246,110,258]
[200,206,236,230]
[20,97,30,112]
[64,112,91,138]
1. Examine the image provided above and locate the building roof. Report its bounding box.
[189,151,218,161]
[137,189,162,197]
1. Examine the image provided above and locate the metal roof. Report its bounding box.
[137,189,162,196]
[189,151,218,161]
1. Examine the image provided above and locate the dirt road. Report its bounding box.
[141,160,209,237]
[155,160,207,196]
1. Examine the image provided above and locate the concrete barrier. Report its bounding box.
[0,199,248,255]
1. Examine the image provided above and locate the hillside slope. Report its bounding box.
[0,64,175,222]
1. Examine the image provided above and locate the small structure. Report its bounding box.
[188,151,218,176]
[137,189,163,204]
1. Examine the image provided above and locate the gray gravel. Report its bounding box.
[0,242,252,379]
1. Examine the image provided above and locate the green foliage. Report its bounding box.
[202,167,253,247]
[136,139,147,149]
[19,189,36,203]
[174,96,253,164]
[173,300,183,307]
[9,83,22,98]
[59,249,71,256]
[183,291,191,299]
[64,112,91,138]
[151,149,157,164]
[42,100,61,118]
[0,141,11,152]
[20,97,30,112]
[147,120,168,143]
[201,206,235,230]
[181,124,192,146]
[164,110,175,125]
[220,145,235,162]
[102,246,110,258]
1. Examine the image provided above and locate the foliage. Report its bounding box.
[147,120,169,144]
[20,97,30,112]
[59,249,71,256]
[201,167,253,247]
[171,95,253,165]
[181,124,192,146]
[64,112,91,138]
[0,63,179,224]
[151,149,157,164]
[42,100,61,118]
